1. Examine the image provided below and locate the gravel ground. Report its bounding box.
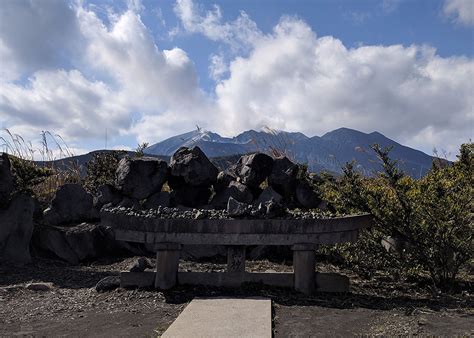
[0,256,472,337]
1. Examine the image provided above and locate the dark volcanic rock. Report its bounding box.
[32,223,117,264]
[0,153,13,204]
[214,171,236,192]
[210,180,253,209]
[129,257,153,272]
[295,180,321,209]
[0,194,35,263]
[43,184,99,226]
[95,276,120,292]
[268,156,299,197]
[93,184,122,209]
[116,157,169,200]
[143,191,171,209]
[226,197,251,217]
[169,147,218,187]
[255,186,283,205]
[171,185,212,207]
[231,153,273,188]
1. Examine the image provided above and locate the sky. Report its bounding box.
[0,0,473,159]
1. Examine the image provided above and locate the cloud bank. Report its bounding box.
[0,0,472,159]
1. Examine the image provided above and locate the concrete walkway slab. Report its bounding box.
[162,298,272,338]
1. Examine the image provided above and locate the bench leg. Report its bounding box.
[227,245,246,273]
[155,243,181,290]
[292,244,316,295]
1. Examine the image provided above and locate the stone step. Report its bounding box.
[162,298,272,338]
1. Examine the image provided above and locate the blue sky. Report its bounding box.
[0,0,473,159]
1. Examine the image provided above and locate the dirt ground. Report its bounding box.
[0,256,472,337]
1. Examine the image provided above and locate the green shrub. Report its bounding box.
[84,151,124,193]
[320,143,473,288]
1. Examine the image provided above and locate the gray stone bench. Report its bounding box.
[101,211,373,294]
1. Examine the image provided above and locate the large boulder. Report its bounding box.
[210,181,253,209]
[268,156,299,198]
[295,180,321,209]
[116,157,169,200]
[43,184,99,226]
[0,194,35,263]
[255,186,283,205]
[0,153,14,204]
[32,223,119,264]
[231,153,273,189]
[169,147,218,187]
[214,171,236,192]
[226,197,251,217]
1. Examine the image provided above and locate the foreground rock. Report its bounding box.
[268,156,299,198]
[231,153,273,188]
[210,181,253,209]
[32,223,118,264]
[169,147,218,187]
[129,257,153,272]
[295,181,321,209]
[0,153,13,204]
[95,276,120,292]
[93,184,122,209]
[43,184,99,226]
[116,157,169,200]
[0,194,35,263]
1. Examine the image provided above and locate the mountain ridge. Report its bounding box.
[145,127,436,178]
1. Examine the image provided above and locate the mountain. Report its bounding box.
[146,127,436,177]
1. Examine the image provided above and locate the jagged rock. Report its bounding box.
[143,191,171,209]
[171,185,211,207]
[255,186,283,205]
[26,282,53,292]
[169,147,218,187]
[116,157,169,200]
[214,171,237,192]
[93,184,122,209]
[268,156,299,197]
[210,181,253,209]
[0,194,35,263]
[32,223,114,264]
[264,199,286,218]
[95,276,120,292]
[43,184,99,226]
[0,153,13,204]
[226,197,251,217]
[129,257,153,272]
[231,153,273,188]
[295,180,321,209]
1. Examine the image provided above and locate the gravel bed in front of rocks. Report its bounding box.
[103,205,348,220]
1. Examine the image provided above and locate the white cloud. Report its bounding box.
[209,53,228,80]
[0,0,80,81]
[0,69,130,140]
[213,16,474,156]
[0,2,211,149]
[173,0,261,51]
[443,0,474,26]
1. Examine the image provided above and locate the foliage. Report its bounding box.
[1,129,81,202]
[135,142,149,158]
[320,143,473,288]
[84,151,124,194]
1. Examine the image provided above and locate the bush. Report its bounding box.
[320,143,473,288]
[83,151,124,193]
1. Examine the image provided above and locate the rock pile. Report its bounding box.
[87,146,324,212]
[0,154,36,263]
